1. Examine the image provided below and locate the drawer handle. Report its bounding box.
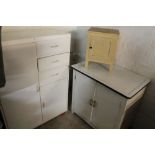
[50,73,59,77]
[51,60,59,64]
[50,45,59,48]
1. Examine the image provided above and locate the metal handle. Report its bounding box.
[89,99,94,106]
[51,60,59,64]
[50,45,58,48]
[92,100,97,107]
[89,99,97,107]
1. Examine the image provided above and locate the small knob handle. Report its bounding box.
[50,45,58,48]
[51,60,59,64]
[92,100,97,107]
[89,46,92,49]
[89,99,97,107]
[89,99,93,106]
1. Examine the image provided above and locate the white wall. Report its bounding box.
[73,26,155,128]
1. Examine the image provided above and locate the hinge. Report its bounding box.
[74,73,76,79]
[43,102,45,108]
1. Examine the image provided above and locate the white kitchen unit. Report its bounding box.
[0,28,71,128]
[72,62,150,129]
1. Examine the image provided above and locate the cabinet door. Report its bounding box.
[40,78,68,123]
[91,83,126,128]
[88,34,112,62]
[1,84,42,129]
[0,43,38,95]
[72,71,96,122]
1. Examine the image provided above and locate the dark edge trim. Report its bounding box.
[71,66,150,99]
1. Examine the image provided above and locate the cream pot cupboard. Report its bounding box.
[0,29,71,128]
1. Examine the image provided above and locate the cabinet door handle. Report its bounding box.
[92,100,97,107]
[89,99,97,107]
[50,45,59,48]
[89,99,93,106]
[51,60,59,64]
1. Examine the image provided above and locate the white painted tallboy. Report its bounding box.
[72,62,150,129]
[0,28,71,128]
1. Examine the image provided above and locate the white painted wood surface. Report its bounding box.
[2,28,72,43]
[1,85,42,129]
[125,88,146,110]
[72,62,150,98]
[39,66,69,86]
[38,53,70,71]
[37,34,70,124]
[91,82,126,128]
[0,43,38,96]
[36,34,71,58]
[40,78,68,123]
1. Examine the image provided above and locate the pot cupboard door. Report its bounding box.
[88,34,112,62]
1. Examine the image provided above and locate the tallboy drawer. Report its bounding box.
[39,67,69,86]
[36,34,71,58]
[38,53,70,71]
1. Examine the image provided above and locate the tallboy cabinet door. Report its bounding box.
[72,71,96,122]
[1,84,42,129]
[1,43,38,95]
[91,83,126,129]
[40,78,68,123]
